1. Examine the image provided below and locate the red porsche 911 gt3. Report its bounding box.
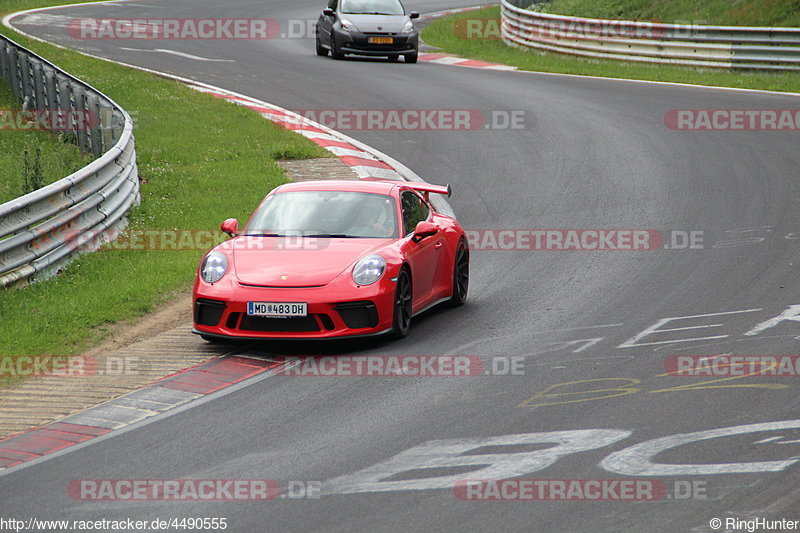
[192,179,469,341]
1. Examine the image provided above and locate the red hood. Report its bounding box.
[230,237,391,287]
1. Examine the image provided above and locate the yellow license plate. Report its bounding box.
[368,37,394,44]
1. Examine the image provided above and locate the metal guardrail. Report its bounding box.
[502,0,800,70]
[0,33,138,288]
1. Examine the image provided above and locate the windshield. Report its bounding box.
[341,0,405,16]
[245,190,398,239]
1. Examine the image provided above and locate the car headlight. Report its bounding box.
[201,251,228,283]
[352,254,386,286]
[340,18,358,32]
[401,20,414,33]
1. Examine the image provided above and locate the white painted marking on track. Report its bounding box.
[600,420,800,476]
[529,323,624,334]
[527,356,634,367]
[745,305,800,336]
[326,147,380,158]
[118,47,234,62]
[323,430,631,494]
[618,309,762,348]
[546,338,603,353]
[482,64,517,71]
[350,166,403,180]
[116,3,169,7]
[12,13,72,28]
[428,56,470,65]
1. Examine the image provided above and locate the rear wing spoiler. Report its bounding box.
[405,182,452,201]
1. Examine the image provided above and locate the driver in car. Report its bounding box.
[348,198,395,237]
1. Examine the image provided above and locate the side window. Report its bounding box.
[401,191,430,236]
[328,0,337,10]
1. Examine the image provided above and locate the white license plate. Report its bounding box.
[247,302,307,317]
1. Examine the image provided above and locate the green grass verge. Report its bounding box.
[0,81,90,204]
[537,0,800,27]
[0,2,330,388]
[422,7,800,94]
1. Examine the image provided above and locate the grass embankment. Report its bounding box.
[0,82,89,204]
[0,1,330,387]
[538,0,800,27]
[422,6,800,94]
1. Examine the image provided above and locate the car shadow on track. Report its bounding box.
[209,303,453,359]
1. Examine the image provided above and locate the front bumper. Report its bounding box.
[193,278,396,340]
[333,28,418,56]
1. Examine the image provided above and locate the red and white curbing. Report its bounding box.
[0,356,283,470]
[417,5,516,72]
[189,88,405,181]
[418,52,517,71]
[178,82,453,216]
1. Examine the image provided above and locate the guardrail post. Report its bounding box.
[0,42,10,85]
[8,46,21,99]
[31,59,46,111]
[73,86,90,152]
[19,52,33,102]
[110,109,123,144]
[44,66,57,111]
[87,93,103,157]
[57,77,73,141]
[99,103,114,153]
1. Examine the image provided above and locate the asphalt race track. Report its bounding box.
[4,1,800,531]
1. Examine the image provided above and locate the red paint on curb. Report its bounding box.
[0,356,284,470]
[339,156,393,169]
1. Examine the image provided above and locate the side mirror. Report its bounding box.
[220,218,239,238]
[323,8,335,16]
[409,11,420,19]
[412,220,438,242]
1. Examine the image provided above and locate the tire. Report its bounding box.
[390,269,412,338]
[404,52,418,64]
[330,36,345,60]
[316,33,328,56]
[447,240,469,307]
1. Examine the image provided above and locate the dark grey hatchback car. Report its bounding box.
[316,0,420,63]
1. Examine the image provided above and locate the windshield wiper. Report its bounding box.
[304,233,358,238]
